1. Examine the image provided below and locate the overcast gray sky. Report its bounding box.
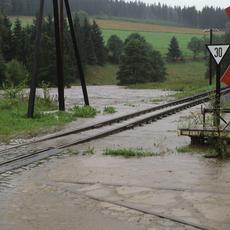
[126,0,230,10]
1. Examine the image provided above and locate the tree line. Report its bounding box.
[0,11,168,87]
[0,12,108,87]
[0,0,228,29]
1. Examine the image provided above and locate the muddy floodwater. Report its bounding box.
[0,86,230,230]
[38,85,174,112]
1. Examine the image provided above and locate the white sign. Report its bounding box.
[207,45,230,65]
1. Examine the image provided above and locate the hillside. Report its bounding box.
[96,19,206,35]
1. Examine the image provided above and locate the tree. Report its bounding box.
[166,36,182,62]
[91,20,107,65]
[117,36,166,84]
[5,59,29,86]
[12,18,24,62]
[1,15,13,61]
[81,18,97,65]
[107,34,124,64]
[187,37,204,60]
[149,50,166,82]
[0,52,6,86]
[124,33,146,45]
[37,16,57,85]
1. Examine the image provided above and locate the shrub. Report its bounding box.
[5,59,29,86]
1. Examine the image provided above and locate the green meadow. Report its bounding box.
[102,29,204,57]
[10,16,205,58]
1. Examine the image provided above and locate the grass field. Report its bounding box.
[102,29,203,57]
[96,19,205,35]
[85,64,118,85]
[128,61,212,97]
[10,16,207,57]
[84,61,211,97]
[97,19,207,57]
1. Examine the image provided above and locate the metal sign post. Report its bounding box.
[209,29,213,85]
[207,44,230,126]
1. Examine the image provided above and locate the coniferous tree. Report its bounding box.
[166,36,182,62]
[107,34,124,64]
[117,35,166,84]
[63,18,76,86]
[1,15,13,61]
[0,1,228,29]
[73,12,84,64]
[149,49,166,82]
[117,39,152,84]
[12,18,24,62]
[38,16,57,85]
[91,20,107,65]
[0,52,6,85]
[81,18,97,65]
[22,24,33,68]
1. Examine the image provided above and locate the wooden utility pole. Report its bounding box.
[28,0,89,118]
[53,0,65,111]
[64,0,89,105]
[27,0,45,118]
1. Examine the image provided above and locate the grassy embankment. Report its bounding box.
[0,88,97,142]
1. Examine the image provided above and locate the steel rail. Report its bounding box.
[1,87,230,174]
[1,87,229,154]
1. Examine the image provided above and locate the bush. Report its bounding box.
[5,59,29,86]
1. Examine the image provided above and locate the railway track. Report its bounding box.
[0,87,230,174]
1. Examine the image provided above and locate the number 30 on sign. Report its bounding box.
[207,45,230,65]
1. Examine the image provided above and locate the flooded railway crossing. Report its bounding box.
[0,86,230,230]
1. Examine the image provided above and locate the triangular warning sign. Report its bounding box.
[221,66,230,86]
[207,45,230,65]
[225,6,230,19]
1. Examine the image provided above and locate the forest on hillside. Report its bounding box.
[0,0,228,29]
